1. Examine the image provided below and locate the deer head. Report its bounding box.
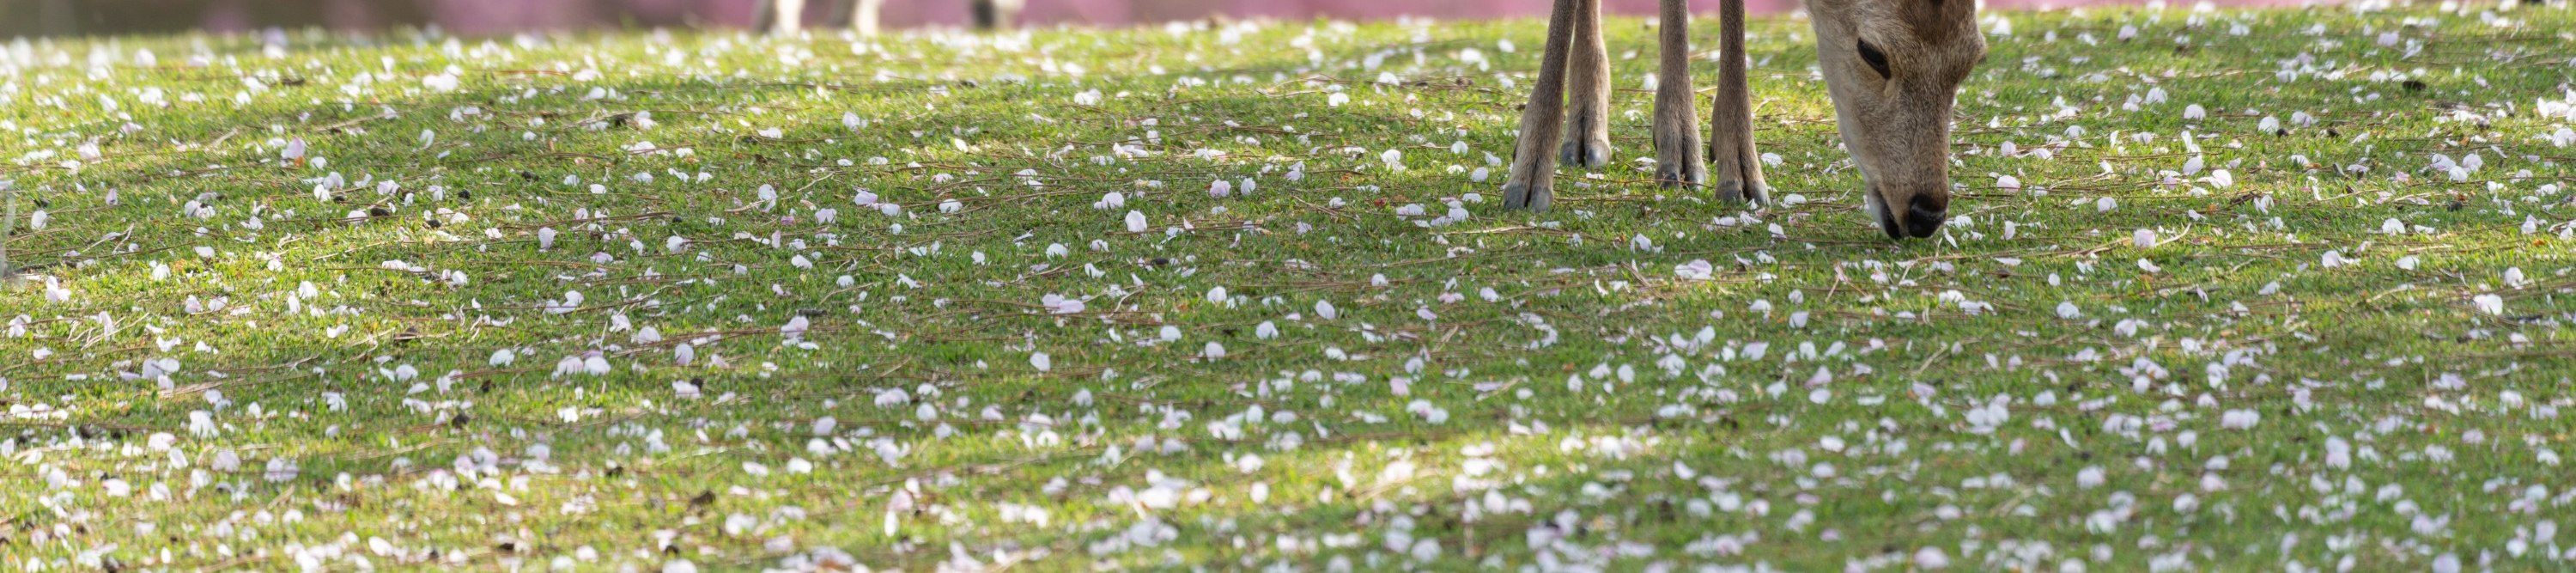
[1805,0,1985,239]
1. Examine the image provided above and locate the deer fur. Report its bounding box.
[1502,0,1985,239]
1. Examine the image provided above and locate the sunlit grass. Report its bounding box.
[3,4,2576,571]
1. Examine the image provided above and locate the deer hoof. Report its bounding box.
[1501,180,1552,211]
[1558,138,1612,169]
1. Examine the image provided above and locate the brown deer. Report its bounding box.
[1503,0,1985,239]
[757,0,1023,35]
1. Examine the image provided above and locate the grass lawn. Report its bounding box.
[4,3,2576,570]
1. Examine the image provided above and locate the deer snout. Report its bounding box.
[1900,192,1947,238]
[1874,187,1949,240]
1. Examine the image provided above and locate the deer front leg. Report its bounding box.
[1709,0,1768,204]
[1503,0,1588,211]
[1650,0,1706,188]
[1558,0,1613,168]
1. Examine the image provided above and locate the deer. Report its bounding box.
[756,0,1024,36]
[1502,0,1985,239]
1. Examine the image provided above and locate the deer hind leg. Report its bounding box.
[1503,0,1588,211]
[758,0,807,34]
[847,0,884,35]
[1558,0,1613,168]
[1651,0,1706,188]
[973,0,1024,29]
[1709,0,1768,204]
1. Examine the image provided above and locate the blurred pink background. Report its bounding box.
[8,0,2318,38]
[401,0,2312,34]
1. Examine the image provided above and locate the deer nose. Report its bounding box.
[1900,193,1947,239]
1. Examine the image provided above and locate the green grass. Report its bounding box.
[4,4,2576,570]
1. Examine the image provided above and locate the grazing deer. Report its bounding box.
[757,0,1024,36]
[1503,0,1985,239]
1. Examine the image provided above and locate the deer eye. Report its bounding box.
[1856,40,1893,79]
